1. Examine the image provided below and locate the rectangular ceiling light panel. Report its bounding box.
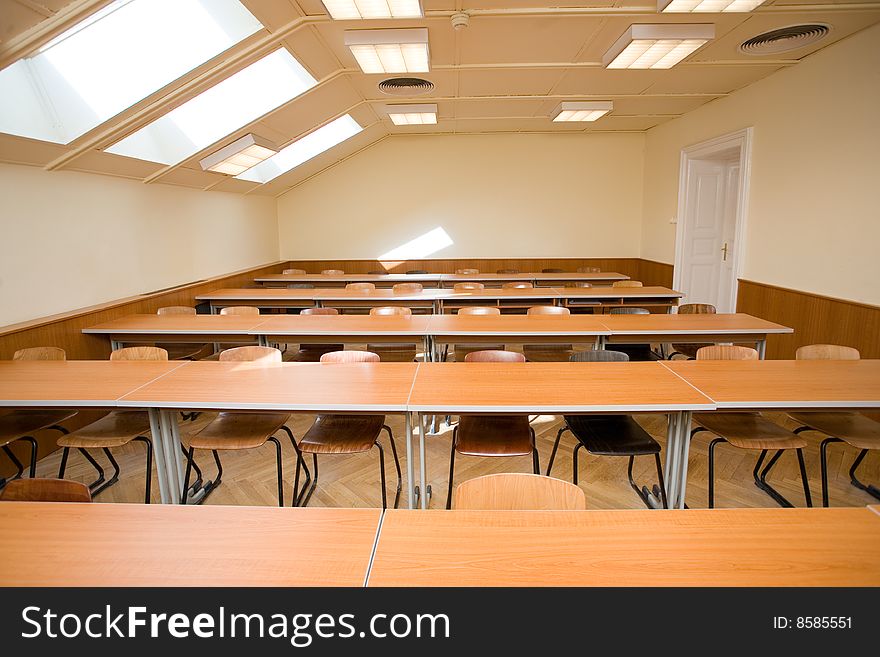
[345,28,429,74]
[199,133,277,176]
[604,24,715,69]
[387,104,437,125]
[322,0,423,19]
[659,0,765,12]
[551,101,613,122]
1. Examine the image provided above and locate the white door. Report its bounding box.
[717,161,740,311]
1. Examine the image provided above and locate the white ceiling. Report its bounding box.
[0,0,878,196]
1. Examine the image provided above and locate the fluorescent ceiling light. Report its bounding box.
[236,116,362,184]
[604,24,715,69]
[659,0,766,12]
[106,49,316,165]
[322,0,423,19]
[345,28,429,74]
[0,0,262,145]
[551,101,612,122]
[387,104,437,125]
[200,133,277,176]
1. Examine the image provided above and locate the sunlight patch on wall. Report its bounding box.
[378,227,453,270]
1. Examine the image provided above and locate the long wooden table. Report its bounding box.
[368,507,880,586]
[254,271,630,288]
[82,314,265,351]
[0,503,380,586]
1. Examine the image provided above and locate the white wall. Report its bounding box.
[0,164,278,325]
[641,23,880,306]
[277,133,646,260]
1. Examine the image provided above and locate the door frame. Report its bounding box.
[673,127,753,312]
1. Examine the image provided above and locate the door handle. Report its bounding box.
[721,242,729,261]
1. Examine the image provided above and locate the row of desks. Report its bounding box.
[256,271,630,287]
[84,312,791,358]
[195,285,685,313]
[1,503,878,586]
[2,359,878,509]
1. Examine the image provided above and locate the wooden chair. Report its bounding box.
[502,282,533,289]
[522,306,573,362]
[453,282,484,291]
[453,473,585,510]
[56,347,168,503]
[155,306,208,360]
[295,350,401,508]
[545,350,668,508]
[282,268,307,275]
[182,346,301,506]
[691,345,811,508]
[572,282,592,288]
[321,269,344,275]
[577,267,601,273]
[287,283,314,289]
[497,269,520,274]
[345,282,376,291]
[789,344,878,506]
[613,280,643,288]
[367,307,417,362]
[0,478,91,503]
[455,268,480,275]
[219,306,260,316]
[392,282,423,293]
[541,268,565,273]
[0,347,76,489]
[668,303,716,360]
[286,307,343,362]
[446,350,539,508]
[451,307,503,362]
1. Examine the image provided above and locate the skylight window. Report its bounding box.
[0,0,263,145]
[236,116,363,184]
[106,49,317,165]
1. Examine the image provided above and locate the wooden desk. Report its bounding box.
[407,362,713,508]
[438,287,567,312]
[599,312,792,358]
[252,315,432,348]
[368,508,880,586]
[313,288,450,312]
[0,503,380,586]
[557,286,684,312]
[83,314,266,350]
[196,288,323,312]
[256,273,445,288]
[440,272,629,287]
[119,361,421,507]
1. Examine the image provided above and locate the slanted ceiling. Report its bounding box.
[0,0,878,197]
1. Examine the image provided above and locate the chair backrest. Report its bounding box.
[613,280,643,288]
[370,306,412,317]
[455,268,480,274]
[405,270,428,275]
[696,345,759,361]
[569,350,629,363]
[795,344,861,360]
[464,350,526,363]
[320,350,380,363]
[393,283,423,293]
[0,478,91,503]
[345,282,376,292]
[287,283,315,289]
[610,307,649,315]
[572,282,592,288]
[677,303,716,315]
[157,306,196,315]
[321,269,345,275]
[300,307,339,316]
[282,268,307,275]
[13,346,66,361]
[527,305,570,315]
[218,346,282,363]
[454,282,484,291]
[220,306,260,316]
[110,346,168,361]
[541,268,565,273]
[502,282,534,289]
[457,306,501,315]
[453,473,585,510]
[577,267,601,273]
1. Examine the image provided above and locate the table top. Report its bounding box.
[426,314,610,336]
[195,288,326,301]
[407,362,714,413]
[556,286,684,298]
[663,359,880,409]
[368,508,880,587]
[253,315,433,336]
[600,312,792,335]
[82,314,267,334]
[313,288,452,301]
[442,272,629,282]
[0,360,185,407]
[118,361,419,411]
[0,503,380,586]
[256,273,446,283]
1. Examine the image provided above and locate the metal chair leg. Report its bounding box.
[753,449,796,508]
[546,426,569,476]
[181,447,195,504]
[376,441,388,509]
[133,437,152,504]
[446,427,458,509]
[382,425,402,509]
[300,454,319,508]
[77,448,106,491]
[57,447,69,478]
[3,444,25,480]
[654,453,669,508]
[796,448,813,507]
[530,428,539,474]
[572,442,584,485]
[19,436,38,478]
[182,444,204,492]
[849,449,879,501]
[280,425,310,507]
[819,437,841,507]
[708,437,726,508]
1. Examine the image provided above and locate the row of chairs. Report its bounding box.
[283,268,606,275]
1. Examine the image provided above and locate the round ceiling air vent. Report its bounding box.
[739,24,830,56]
[378,77,435,97]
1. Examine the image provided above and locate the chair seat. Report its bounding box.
[523,345,574,362]
[284,344,344,362]
[367,343,417,362]
[299,415,385,454]
[189,412,290,450]
[57,412,150,448]
[563,415,660,456]
[455,415,534,457]
[453,343,505,361]
[788,411,880,450]
[0,410,77,446]
[157,343,208,360]
[693,412,807,450]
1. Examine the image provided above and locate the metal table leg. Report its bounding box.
[675,410,693,509]
[664,412,680,507]
[419,412,429,510]
[757,338,767,359]
[405,411,415,509]
[148,409,170,504]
